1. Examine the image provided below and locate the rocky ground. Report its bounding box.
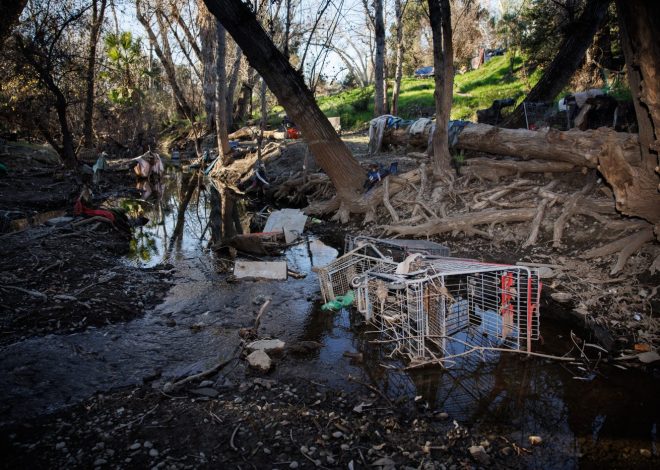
[0,375,529,470]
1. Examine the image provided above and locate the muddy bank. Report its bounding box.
[0,142,171,346]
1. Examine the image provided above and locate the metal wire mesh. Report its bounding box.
[345,235,450,260]
[318,244,542,363]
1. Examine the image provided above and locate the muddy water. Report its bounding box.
[0,170,658,468]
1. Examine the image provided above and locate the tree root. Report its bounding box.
[382,208,536,237]
[524,198,550,248]
[584,227,655,275]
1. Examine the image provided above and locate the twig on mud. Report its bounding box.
[115,404,159,430]
[290,429,329,469]
[254,299,271,333]
[209,410,223,425]
[165,356,235,392]
[230,421,243,451]
[347,374,393,407]
[0,284,47,301]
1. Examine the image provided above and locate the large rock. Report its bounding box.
[246,350,272,371]
[247,339,285,353]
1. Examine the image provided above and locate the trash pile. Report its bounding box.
[231,208,309,280]
[318,236,541,366]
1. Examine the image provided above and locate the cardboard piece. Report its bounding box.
[234,261,288,280]
[263,208,307,244]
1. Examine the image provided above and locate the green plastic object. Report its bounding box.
[321,290,355,311]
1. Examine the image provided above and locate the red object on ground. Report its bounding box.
[287,127,301,139]
[74,198,116,223]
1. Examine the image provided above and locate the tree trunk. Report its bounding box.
[373,0,386,116]
[233,82,253,125]
[215,21,231,157]
[203,0,365,200]
[199,0,216,131]
[383,122,659,223]
[82,0,107,148]
[427,0,454,174]
[225,43,242,131]
[284,0,292,59]
[136,0,192,118]
[502,0,610,129]
[209,183,222,244]
[390,0,405,116]
[54,90,77,169]
[0,0,27,45]
[615,0,660,168]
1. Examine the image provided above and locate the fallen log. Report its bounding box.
[384,123,659,225]
[228,126,287,141]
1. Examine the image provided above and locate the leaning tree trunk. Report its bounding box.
[502,0,610,129]
[616,0,660,168]
[373,0,387,117]
[203,0,365,201]
[428,0,454,175]
[390,0,405,116]
[225,42,242,131]
[215,22,231,158]
[198,0,216,131]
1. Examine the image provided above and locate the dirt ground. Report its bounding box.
[0,138,658,470]
[0,142,171,346]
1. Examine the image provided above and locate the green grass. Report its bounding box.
[311,55,541,130]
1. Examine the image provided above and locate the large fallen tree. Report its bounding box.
[382,123,660,227]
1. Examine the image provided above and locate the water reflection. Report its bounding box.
[123,169,250,268]
[295,301,659,468]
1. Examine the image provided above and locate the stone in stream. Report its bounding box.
[246,339,285,353]
[246,350,272,371]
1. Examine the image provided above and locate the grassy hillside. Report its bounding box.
[316,55,541,130]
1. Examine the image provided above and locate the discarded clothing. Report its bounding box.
[74,198,116,223]
[133,151,164,179]
[409,117,433,135]
[368,115,394,154]
[363,162,398,191]
[448,120,470,148]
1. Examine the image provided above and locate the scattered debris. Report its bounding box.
[263,208,308,244]
[318,239,541,363]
